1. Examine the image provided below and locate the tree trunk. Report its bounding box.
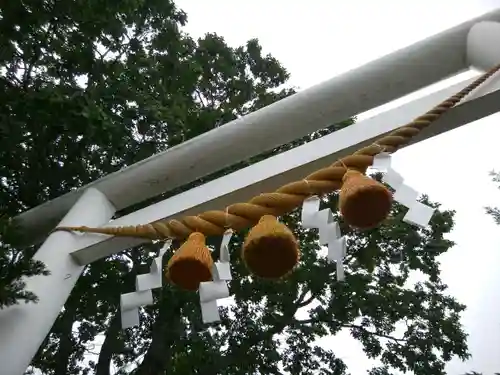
[133,292,184,375]
[95,311,122,375]
[53,309,76,375]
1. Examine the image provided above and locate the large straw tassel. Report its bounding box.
[339,169,392,230]
[242,215,299,279]
[166,232,214,291]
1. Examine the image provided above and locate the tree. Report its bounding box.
[486,171,500,224]
[0,1,470,374]
[0,216,49,308]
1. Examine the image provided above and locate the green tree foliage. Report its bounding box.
[485,171,500,224]
[0,1,471,374]
[0,216,49,308]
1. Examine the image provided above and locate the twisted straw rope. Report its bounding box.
[55,64,500,241]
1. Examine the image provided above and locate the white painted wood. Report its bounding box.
[0,188,116,375]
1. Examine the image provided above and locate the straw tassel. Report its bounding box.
[242,215,299,279]
[339,169,392,230]
[166,232,214,291]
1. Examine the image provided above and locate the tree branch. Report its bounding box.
[297,293,316,308]
[53,309,76,375]
[96,252,143,375]
[259,288,311,340]
[132,295,183,375]
[295,318,407,345]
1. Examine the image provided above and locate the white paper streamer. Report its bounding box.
[121,308,140,328]
[403,201,435,228]
[327,237,347,281]
[336,262,345,281]
[200,300,219,324]
[393,184,419,208]
[301,196,346,281]
[316,208,341,245]
[213,262,232,282]
[199,230,233,323]
[120,240,172,329]
[373,154,435,229]
[199,280,230,303]
[212,229,233,282]
[372,152,392,172]
[327,237,346,262]
[382,167,404,190]
[219,229,232,263]
[121,290,153,311]
[301,196,321,228]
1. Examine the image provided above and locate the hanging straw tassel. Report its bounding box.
[339,169,393,230]
[242,215,299,279]
[166,232,214,291]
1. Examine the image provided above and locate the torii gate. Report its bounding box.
[2,9,500,375]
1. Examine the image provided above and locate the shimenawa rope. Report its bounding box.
[54,64,500,241]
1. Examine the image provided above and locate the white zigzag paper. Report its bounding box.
[120,240,172,329]
[200,229,233,324]
[372,152,392,172]
[373,153,435,229]
[301,196,346,281]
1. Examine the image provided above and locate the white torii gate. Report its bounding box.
[2,10,500,375]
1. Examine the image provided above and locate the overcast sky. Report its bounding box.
[174,1,500,374]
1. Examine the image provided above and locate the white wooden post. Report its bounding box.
[0,188,116,375]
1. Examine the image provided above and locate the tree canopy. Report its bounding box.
[485,170,500,225]
[0,1,473,374]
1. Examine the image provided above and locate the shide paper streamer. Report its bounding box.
[298,152,435,279]
[301,196,346,281]
[372,152,435,229]
[120,240,172,329]
[199,229,233,323]
[119,231,234,328]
